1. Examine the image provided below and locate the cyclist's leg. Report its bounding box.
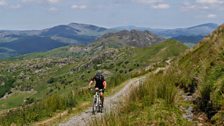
[93,87,99,104]
[100,90,104,107]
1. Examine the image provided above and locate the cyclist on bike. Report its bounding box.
[89,72,107,107]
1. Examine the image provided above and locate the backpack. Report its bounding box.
[95,72,104,81]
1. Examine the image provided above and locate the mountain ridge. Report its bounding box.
[0,22,219,59]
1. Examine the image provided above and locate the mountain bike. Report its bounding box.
[91,88,103,114]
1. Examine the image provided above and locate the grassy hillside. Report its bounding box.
[92,25,224,126]
[0,39,187,125]
[177,24,224,124]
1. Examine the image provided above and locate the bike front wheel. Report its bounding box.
[92,98,97,114]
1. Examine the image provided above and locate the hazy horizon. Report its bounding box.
[0,0,224,30]
[0,22,222,31]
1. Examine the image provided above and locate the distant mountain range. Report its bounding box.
[0,23,218,59]
[0,23,107,58]
[112,23,218,43]
[0,23,106,45]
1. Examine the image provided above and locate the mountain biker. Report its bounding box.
[88,72,107,107]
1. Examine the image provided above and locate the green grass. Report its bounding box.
[90,25,224,126]
[0,92,34,111]
[0,39,187,125]
[176,25,224,122]
[91,72,191,126]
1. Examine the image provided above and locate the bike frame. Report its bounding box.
[92,89,103,114]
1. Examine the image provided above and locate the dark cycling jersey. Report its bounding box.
[91,75,105,89]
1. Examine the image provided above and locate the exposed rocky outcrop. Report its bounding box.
[96,30,164,48]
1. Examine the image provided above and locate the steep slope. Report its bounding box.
[96,24,224,126]
[176,24,224,124]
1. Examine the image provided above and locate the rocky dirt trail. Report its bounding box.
[59,75,146,126]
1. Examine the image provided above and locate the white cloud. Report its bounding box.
[0,0,22,9]
[135,0,161,4]
[181,0,223,11]
[21,0,63,4]
[134,0,170,9]
[71,4,87,10]
[0,0,7,6]
[152,3,170,9]
[182,2,205,10]
[21,0,37,3]
[47,0,63,4]
[196,0,224,4]
[207,14,217,18]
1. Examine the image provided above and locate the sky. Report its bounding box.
[0,0,223,30]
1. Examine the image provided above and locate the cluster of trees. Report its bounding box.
[0,77,15,98]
